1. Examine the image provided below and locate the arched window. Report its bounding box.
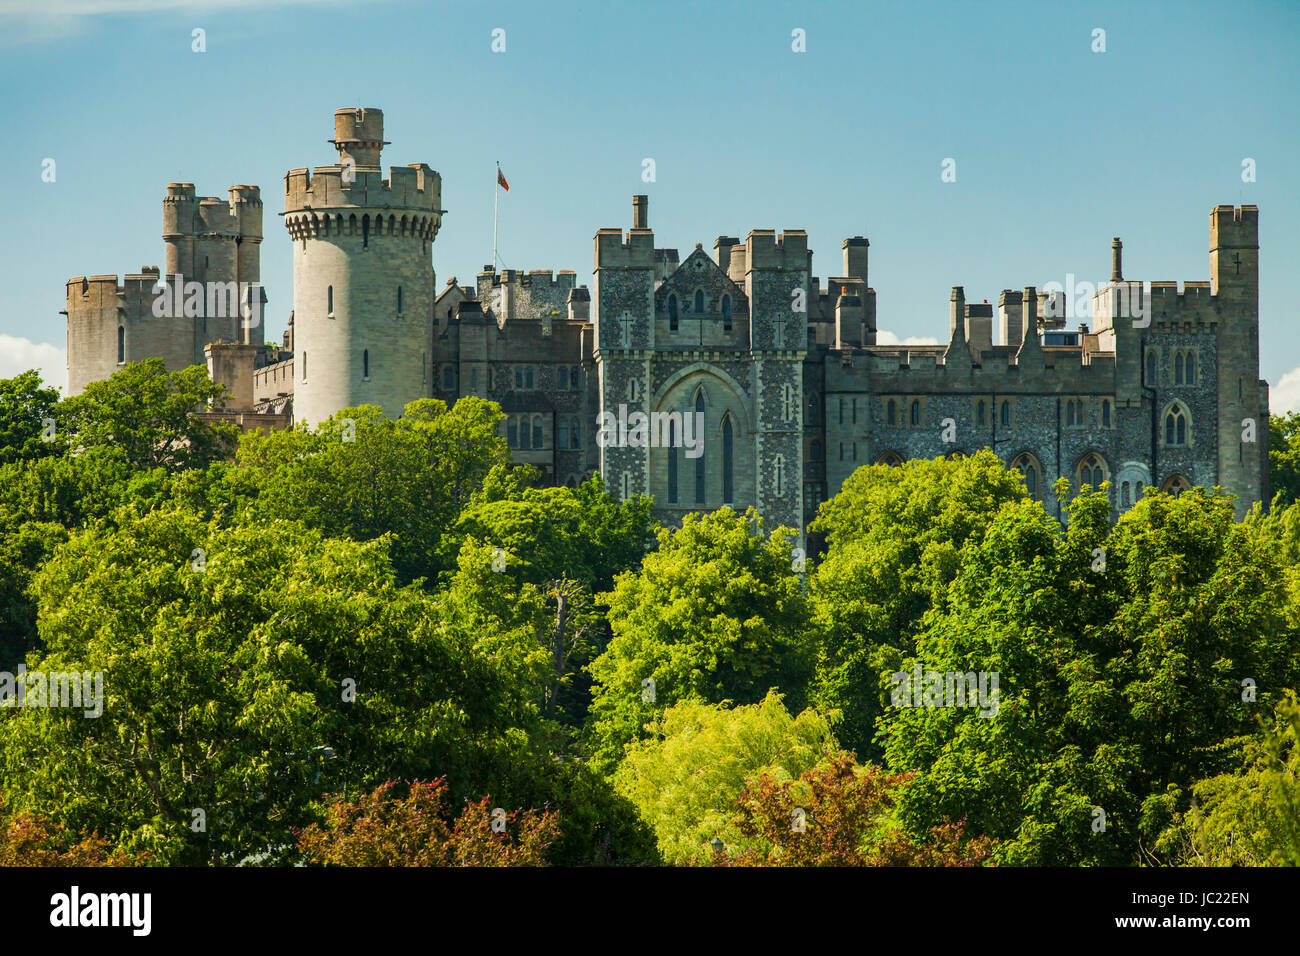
[1000,401,1011,427]
[695,391,706,504]
[910,400,920,426]
[117,325,125,363]
[1066,402,1076,426]
[1175,353,1184,385]
[1162,474,1190,495]
[722,295,732,331]
[1121,481,1131,506]
[1164,403,1188,446]
[1186,352,1195,384]
[1076,453,1107,489]
[362,215,369,247]
[570,417,581,448]
[667,417,678,504]
[887,400,896,427]
[532,415,544,448]
[1011,453,1041,498]
[694,290,705,313]
[977,400,986,427]
[518,415,530,449]
[877,451,904,467]
[526,367,535,390]
[1102,399,1111,428]
[668,295,678,332]
[328,286,334,315]
[722,414,734,504]
[1146,351,1156,384]
[508,417,518,447]
[363,349,369,379]
[558,418,569,450]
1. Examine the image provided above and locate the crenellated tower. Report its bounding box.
[283,107,443,425]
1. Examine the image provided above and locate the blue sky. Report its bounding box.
[3,0,1298,408]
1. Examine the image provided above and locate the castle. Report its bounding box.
[63,107,1271,533]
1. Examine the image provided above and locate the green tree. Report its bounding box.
[0,507,538,865]
[228,398,510,584]
[1268,410,1300,508]
[0,370,63,466]
[58,359,236,473]
[884,486,1299,865]
[586,508,812,771]
[614,692,836,865]
[808,451,1028,759]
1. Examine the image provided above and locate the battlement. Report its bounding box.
[283,163,441,213]
[1210,204,1259,247]
[1150,281,1213,298]
[163,183,262,239]
[595,227,654,268]
[746,229,809,270]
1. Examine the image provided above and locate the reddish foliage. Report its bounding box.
[0,805,150,867]
[296,779,560,867]
[725,751,994,867]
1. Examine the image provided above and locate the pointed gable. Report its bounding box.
[654,244,746,318]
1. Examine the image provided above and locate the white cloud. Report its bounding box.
[876,330,941,346]
[1270,366,1300,416]
[0,336,67,393]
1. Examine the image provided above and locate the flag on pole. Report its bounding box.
[497,166,510,192]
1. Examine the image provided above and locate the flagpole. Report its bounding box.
[493,161,500,269]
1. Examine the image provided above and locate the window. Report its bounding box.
[695,391,706,504]
[526,367,535,390]
[839,398,845,424]
[558,366,569,390]
[362,216,369,248]
[515,368,524,389]
[558,419,570,450]
[571,367,581,391]
[976,400,986,427]
[508,417,518,447]
[627,378,640,402]
[722,415,734,503]
[695,290,705,313]
[877,451,904,466]
[117,325,125,363]
[887,400,896,427]
[852,399,857,425]
[1102,399,1111,428]
[442,366,454,391]
[1000,401,1011,427]
[839,442,844,461]
[668,295,678,331]
[302,352,307,380]
[1175,353,1184,385]
[1164,403,1188,445]
[1186,352,1195,384]
[397,286,402,314]
[1077,453,1107,489]
[328,286,334,315]
[518,415,529,449]
[363,349,370,379]
[1146,351,1156,384]
[1121,481,1131,507]
[911,400,921,427]
[570,416,582,448]
[667,418,678,504]
[1066,401,1076,427]
[1011,453,1041,498]
[722,295,732,331]
[1163,474,1190,495]
[532,415,544,448]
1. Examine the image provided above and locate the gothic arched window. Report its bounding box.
[532,414,544,448]
[517,415,529,449]
[1175,352,1185,385]
[1102,399,1111,428]
[1186,352,1196,384]
[668,295,678,331]
[695,290,705,313]
[1000,401,1011,427]
[363,349,370,379]
[977,400,986,427]
[667,417,678,504]
[1163,474,1190,495]
[911,401,921,426]
[1011,453,1041,499]
[570,416,582,448]
[694,391,706,505]
[117,326,125,363]
[887,400,896,427]
[722,414,734,504]
[507,417,518,447]
[1164,403,1188,446]
[1076,453,1107,489]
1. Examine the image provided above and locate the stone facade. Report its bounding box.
[62,107,1269,530]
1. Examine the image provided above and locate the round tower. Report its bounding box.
[284,107,442,426]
